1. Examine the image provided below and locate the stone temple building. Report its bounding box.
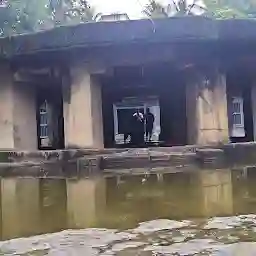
[1,16,256,150]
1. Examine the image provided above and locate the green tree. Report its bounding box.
[0,0,94,36]
[203,0,255,18]
[143,0,256,19]
[49,0,94,25]
[0,0,50,36]
[143,0,168,18]
[143,0,204,18]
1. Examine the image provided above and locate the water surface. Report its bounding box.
[1,167,256,255]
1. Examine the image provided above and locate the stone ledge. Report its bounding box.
[149,152,197,168]
[6,148,130,163]
[102,151,199,170]
[223,142,256,166]
[196,148,225,169]
[102,155,150,170]
[0,142,256,176]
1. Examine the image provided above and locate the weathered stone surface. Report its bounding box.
[2,142,256,176]
[102,149,199,170]
[149,151,197,168]
[149,146,197,153]
[7,148,129,163]
[196,148,225,169]
[0,152,11,163]
[149,151,171,164]
[102,155,150,170]
[102,149,150,170]
[8,150,61,163]
[76,156,102,176]
[0,163,64,177]
[223,142,256,167]
[169,152,197,167]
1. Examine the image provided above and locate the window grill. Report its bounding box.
[39,100,49,139]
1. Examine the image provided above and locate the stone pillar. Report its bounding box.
[62,65,104,149]
[186,70,229,145]
[0,64,37,150]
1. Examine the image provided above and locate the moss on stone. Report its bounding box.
[0,152,10,163]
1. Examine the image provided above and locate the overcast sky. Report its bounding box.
[89,0,204,19]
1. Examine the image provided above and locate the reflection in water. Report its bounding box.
[1,168,256,254]
[104,170,234,226]
[67,178,106,228]
[40,179,67,233]
[197,170,233,217]
[1,178,41,239]
[0,169,242,239]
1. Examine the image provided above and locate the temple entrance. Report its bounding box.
[102,63,188,148]
[113,96,161,146]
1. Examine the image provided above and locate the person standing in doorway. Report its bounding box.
[145,108,155,142]
[131,109,145,146]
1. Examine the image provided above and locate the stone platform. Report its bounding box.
[0,142,256,177]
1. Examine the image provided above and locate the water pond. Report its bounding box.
[0,167,256,255]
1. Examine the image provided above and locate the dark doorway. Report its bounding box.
[101,64,187,148]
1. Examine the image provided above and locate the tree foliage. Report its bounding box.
[143,0,256,19]
[0,0,50,36]
[50,0,94,25]
[204,0,256,18]
[143,0,168,18]
[0,0,94,36]
[2,0,256,37]
[143,0,204,18]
